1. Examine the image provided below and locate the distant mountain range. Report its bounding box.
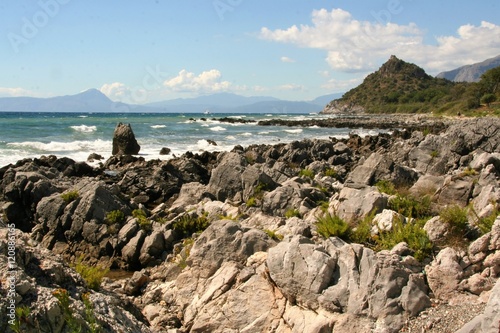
[0,90,342,113]
[436,54,500,82]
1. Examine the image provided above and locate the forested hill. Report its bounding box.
[323,55,500,115]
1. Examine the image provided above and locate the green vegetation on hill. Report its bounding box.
[326,55,500,115]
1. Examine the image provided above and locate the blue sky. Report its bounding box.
[1,0,499,103]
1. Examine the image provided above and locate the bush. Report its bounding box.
[349,211,376,246]
[298,168,315,179]
[132,209,151,231]
[285,209,301,219]
[246,197,257,207]
[61,190,79,204]
[376,218,433,261]
[74,257,109,291]
[375,179,397,195]
[324,168,338,179]
[264,229,284,241]
[105,210,125,225]
[440,204,469,237]
[476,208,499,235]
[315,213,350,240]
[388,194,432,218]
[172,214,210,238]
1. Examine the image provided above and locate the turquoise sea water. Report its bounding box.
[0,112,379,168]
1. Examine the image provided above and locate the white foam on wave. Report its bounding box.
[239,132,253,136]
[209,126,227,132]
[70,125,97,133]
[151,125,167,129]
[285,129,303,134]
[8,139,109,152]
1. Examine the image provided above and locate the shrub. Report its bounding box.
[476,208,499,235]
[388,194,432,218]
[10,305,31,333]
[82,293,100,333]
[246,197,257,207]
[264,229,284,241]
[61,190,79,204]
[430,150,439,158]
[285,209,301,219]
[440,204,470,238]
[105,210,125,225]
[172,214,210,238]
[53,288,101,333]
[349,211,376,246]
[132,209,151,231]
[175,238,195,269]
[298,168,315,179]
[376,218,433,261]
[74,257,109,291]
[315,213,350,240]
[324,168,338,179]
[375,179,397,195]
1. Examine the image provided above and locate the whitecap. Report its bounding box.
[209,126,227,132]
[285,129,303,134]
[239,132,253,136]
[70,125,97,133]
[151,125,167,129]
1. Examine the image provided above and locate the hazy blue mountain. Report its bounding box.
[0,90,337,113]
[146,92,279,108]
[0,89,156,112]
[436,55,500,82]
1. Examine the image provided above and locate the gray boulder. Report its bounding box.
[112,122,140,155]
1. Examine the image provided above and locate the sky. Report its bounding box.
[0,0,499,103]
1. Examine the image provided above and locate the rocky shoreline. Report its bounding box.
[0,116,499,332]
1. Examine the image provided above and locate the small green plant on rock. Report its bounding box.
[61,190,79,204]
[132,209,151,231]
[172,213,210,238]
[324,167,338,179]
[285,208,301,219]
[105,210,125,225]
[315,213,350,240]
[440,204,471,240]
[298,168,315,179]
[264,229,284,241]
[73,257,109,291]
[375,179,397,195]
[175,238,195,269]
[388,193,432,219]
[376,218,433,261]
[246,197,257,207]
[10,305,31,333]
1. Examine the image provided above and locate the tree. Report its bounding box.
[481,93,497,107]
[480,66,500,94]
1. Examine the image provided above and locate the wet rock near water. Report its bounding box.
[0,117,499,332]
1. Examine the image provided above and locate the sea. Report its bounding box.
[0,112,380,168]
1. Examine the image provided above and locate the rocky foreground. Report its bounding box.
[0,117,499,332]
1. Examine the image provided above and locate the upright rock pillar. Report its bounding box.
[112,122,140,155]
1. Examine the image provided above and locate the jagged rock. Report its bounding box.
[335,186,388,222]
[425,247,465,300]
[169,182,210,213]
[188,219,273,278]
[424,216,449,242]
[267,236,430,333]
[207,152,247,202]
[112,122,140,155]
[345,152,394,187]
[436,175,475,206]
[122,230,146,269]
[0,227,150,333]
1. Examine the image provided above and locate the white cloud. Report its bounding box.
[260,8,500,74]
[100,82,148,104]
[321,77,364,93]
[279,84,305,91]
[163,69,232,93]
[0,87,40,97]
[280,56,295,63]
